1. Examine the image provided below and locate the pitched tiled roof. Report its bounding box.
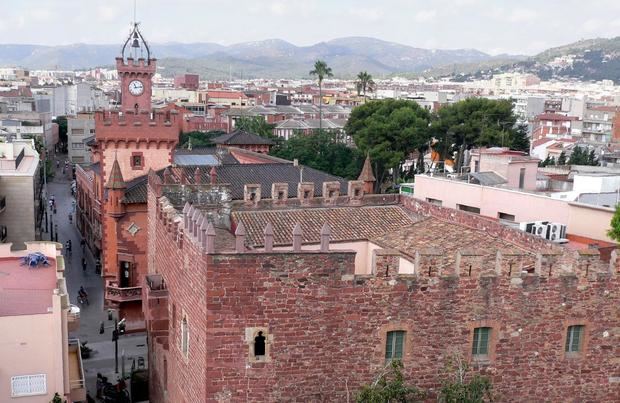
[211,129,274,145]
[232,205,420,247]
[122,175,148,204]
[358,155,375,182]
[372,217,536,267]
[167,164,348,200]
[105,159,126,189]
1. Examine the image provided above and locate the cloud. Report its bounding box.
[350,7,383,21]
[508,8,539,23]
[97,5,120,22]
[581,18,601,32]
[269,2,288,16]
[414,9,437,23]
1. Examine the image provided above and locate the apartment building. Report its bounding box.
[0,242,85,402]
[67,113,95,164]
[0,139,41,249]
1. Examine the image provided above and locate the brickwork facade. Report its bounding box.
[145,183,620,402]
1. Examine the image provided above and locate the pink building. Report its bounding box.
[414,147,616,247]
[470,148,539,191]
[0,242,85,402]
[532,113,578,141]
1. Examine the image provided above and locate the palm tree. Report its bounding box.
[356,71,375,101]
[310,60,333,132]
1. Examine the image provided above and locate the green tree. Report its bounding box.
[430,98,519,164]
[608,204,620,242]
[53,116,68,152]
[439,352,493,403]
[511,124,530,152]
[588,149,598,166]
[177,130,225,149]
[356,71,375,101]
[310,60,333,132]
[557,151,567,165]
[50,392,66,403]
[270,130,363,179]
[356,360,425,403]
[345,99,432,191]
[234,116,277,141]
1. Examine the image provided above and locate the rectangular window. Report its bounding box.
[498,212,515,222]
[426,198,442,206]
[457,204,481,214]
[11,374,47,397]
[565,325,584,353]
[519,168,526,189]
[71,128,84,134]
[472,327,491,358]
[132,155,142,167]
[385,330,405,362]
[72,142,84,149]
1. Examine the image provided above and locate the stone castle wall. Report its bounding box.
[145,182,620,402]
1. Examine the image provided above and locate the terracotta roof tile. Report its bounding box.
[232,205,420,247]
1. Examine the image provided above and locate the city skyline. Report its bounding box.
[2,0,620,55]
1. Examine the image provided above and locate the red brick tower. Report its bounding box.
[103,157,126,281]
[94,22,179,326]
[117,23,155,112]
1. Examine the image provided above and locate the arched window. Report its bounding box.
[181,316,189,357]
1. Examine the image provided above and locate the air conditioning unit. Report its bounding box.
[519,222,537,233]
[547,223,567,242]
[533,223,549,238]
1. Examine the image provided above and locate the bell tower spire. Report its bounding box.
[117,12,155,112]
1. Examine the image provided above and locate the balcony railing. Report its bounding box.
[146,274,168,298]
[105,281,143,302]
[68,338,86,402]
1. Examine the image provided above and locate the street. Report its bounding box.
[44,157,147,400]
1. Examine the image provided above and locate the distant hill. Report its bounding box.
[431,36,620,83]
[0,37,492,79]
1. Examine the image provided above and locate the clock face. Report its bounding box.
[128,80,144,96]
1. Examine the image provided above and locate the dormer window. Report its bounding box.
[131,152,144,170]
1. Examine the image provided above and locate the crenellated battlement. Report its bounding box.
[95,108,178,127]
[154,195,617,288]
[116,57,157,74]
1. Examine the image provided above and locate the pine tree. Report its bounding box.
[588,150,598,166]
[557,151,567,165]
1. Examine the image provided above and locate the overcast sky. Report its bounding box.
[3,0,620,55]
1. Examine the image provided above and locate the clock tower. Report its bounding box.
[117,23,155,112]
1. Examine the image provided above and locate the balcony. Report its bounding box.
[67,304,80,332]
[145,274,168,298]
[68,339,86,402]
[0,195,5,213]
[105,281,143,302]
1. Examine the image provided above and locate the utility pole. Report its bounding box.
[113,319,119,374]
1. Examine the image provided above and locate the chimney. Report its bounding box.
[292,223,302,252]
[210,166,217,185]
[235,221,246,253]
[194,167,201,184]
[264,223,274,252]
[320,223,330,252]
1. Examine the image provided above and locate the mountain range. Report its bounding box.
[0,37,502,79]
[437,36,620,84]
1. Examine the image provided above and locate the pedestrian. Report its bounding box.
[56,160,59,169]
[81,238,86,252]
[82,257,87,272]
